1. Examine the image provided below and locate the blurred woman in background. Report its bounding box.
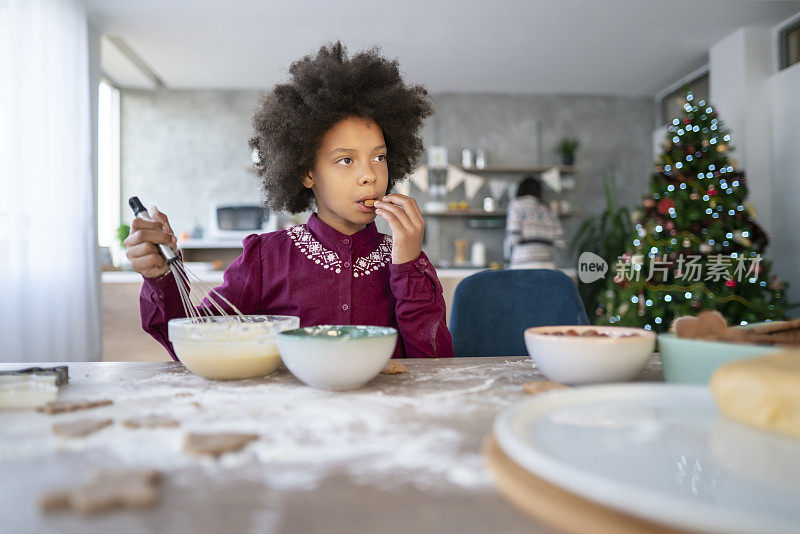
[504,176,564,269]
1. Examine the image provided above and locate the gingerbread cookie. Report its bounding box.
[36,399,112,415]
[122,416,179,429]
[41,469,161,514]
[52,418,113,438]
[183,432,258,457]
[523,381,569,395]
[381,362,407,375]
[673,310,728,339]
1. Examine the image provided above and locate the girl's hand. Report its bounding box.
[123,206,178,279]
[374,194,425,265]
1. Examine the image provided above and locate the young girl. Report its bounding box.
[125,42,454,359]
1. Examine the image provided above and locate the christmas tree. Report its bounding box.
[597,91,791,332]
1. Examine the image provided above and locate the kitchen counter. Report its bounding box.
[101,267,490,284]
[1,356,663,533]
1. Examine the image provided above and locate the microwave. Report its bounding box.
[209,204,278,240]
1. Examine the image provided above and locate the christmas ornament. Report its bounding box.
[657,198,675,215]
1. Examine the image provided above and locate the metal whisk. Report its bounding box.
[128,196,245,323]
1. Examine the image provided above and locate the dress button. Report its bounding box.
[419,258,427,265]
[342,238,350,245]
[341,304,349,311]
[344,261,351,268]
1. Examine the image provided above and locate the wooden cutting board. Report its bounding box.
[483,435,695,534]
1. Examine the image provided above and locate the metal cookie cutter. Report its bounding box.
[0,366,69,386]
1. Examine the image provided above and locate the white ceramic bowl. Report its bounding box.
[168,315,300,380]
[276,325,398,390]
[524,325,656,384]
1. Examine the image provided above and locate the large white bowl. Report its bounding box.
[524,325,656,384]
[169,315,300,380]
[276,325,397,390]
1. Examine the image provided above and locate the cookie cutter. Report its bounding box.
[0,366,69,386]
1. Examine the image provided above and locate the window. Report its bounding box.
[97,79,120,248]
[779,19,800,70]
[660,73,709,126]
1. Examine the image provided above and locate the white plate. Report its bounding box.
[494,384,800,534]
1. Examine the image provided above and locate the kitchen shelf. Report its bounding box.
[179,239,244,249]
[422,210,580,218]
[454,165,576,174]
[422,210,506,217]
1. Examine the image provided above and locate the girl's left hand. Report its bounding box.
[374,194,425,265]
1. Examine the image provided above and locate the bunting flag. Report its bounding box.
[408,165,429,192]
[445,165,487,199]
[541,167,561,192]
[445,165,486,199]
[464,173,485,199]
[445,164,466,192]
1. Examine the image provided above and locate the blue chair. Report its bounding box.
[449,269,589,357]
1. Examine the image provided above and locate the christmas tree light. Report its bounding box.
[596,92,792,331]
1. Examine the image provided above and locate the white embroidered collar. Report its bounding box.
[287,224,392,277]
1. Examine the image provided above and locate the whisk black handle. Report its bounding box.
[128,196,180,265]
[129,196,149,218]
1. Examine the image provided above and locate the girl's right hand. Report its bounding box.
[123,206,178,279]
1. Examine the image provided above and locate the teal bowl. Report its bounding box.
[658,333,781,384]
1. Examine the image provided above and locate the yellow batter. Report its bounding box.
[172,339,282,380]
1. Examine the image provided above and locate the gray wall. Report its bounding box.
[418,93,654,267]
[120,90,655,268]
[120,89,263,235]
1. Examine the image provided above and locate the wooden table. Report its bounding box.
[0,356,663,533]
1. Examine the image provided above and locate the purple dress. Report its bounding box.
[140,213,455,360]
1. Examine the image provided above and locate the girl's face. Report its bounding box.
[304,116,389,235]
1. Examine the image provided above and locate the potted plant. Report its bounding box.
[110,223,132,269]
[570,171,632,318]
[554,137,581,166]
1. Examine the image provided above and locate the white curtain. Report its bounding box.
[0,0,101,362]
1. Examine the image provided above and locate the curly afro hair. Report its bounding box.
[249,41,433,214]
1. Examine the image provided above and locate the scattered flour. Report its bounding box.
[0,358,548,495]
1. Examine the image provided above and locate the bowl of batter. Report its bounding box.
[168,315,300,380]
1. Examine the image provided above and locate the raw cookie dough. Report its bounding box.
[36,399,112,415]
[381,362,407,375]
[523,381,568,395]
[183,432,258,457]
[41,469,161,513]
[52,418,113,438]
[711,351,800,440]
[122,415,179,429]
